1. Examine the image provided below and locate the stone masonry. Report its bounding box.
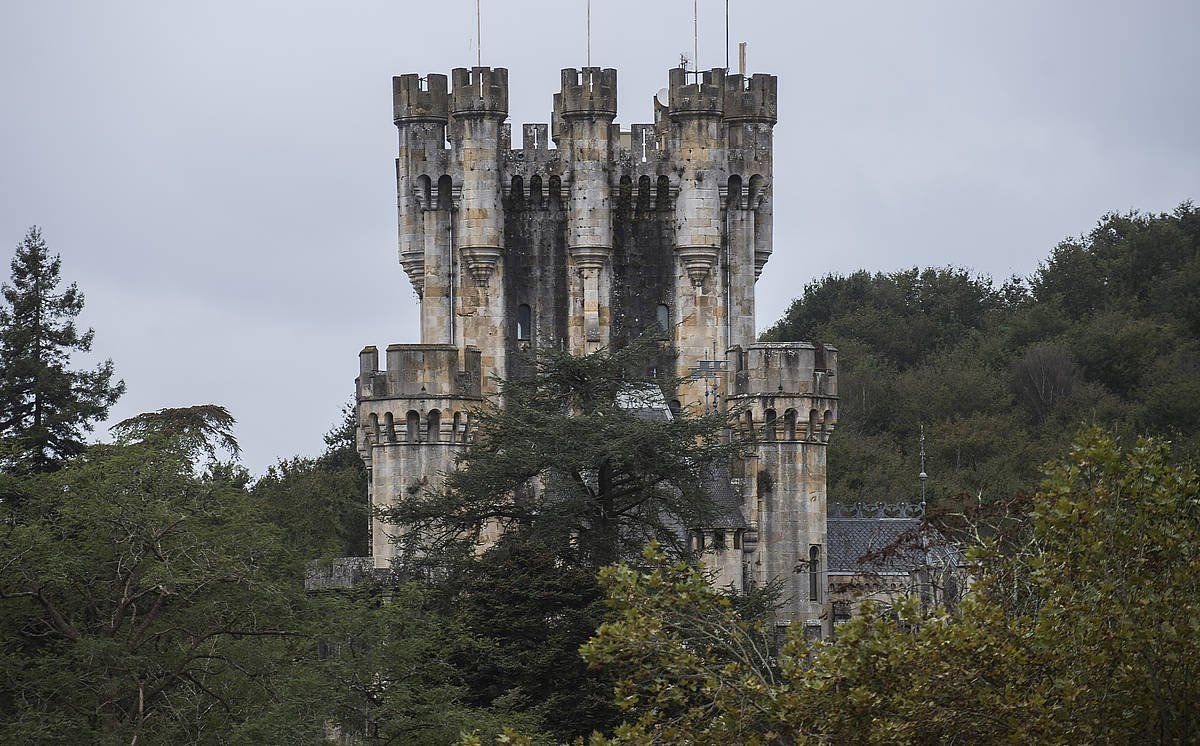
[357,64,839,631]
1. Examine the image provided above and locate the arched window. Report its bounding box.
[656,175,670,210]
[384,411,397,443]
[437,175,453,210]
[764,409,778,441]
[406,410,420,442]
[426,410,441,443]
[516,303,532,341]
[370,412,381,444]
[637,175,651,210]
[669,399,682,418]
[548,175,562,206]
[510,175,524,207]
[784,408,798,440]
[748,174,764,206]
[416,175,432,209]
[808,409,818,441]
[618,174,632,207]
[656,303,670,336]
[744,410,755,437]
[809,545,822,602]
[727,174,743,210]
[451,411,462,443]
[529,175,543,206]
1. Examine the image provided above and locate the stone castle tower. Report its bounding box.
[355,64,839,630]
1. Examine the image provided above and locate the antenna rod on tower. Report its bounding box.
[476,0,482,67]
[725,0,729,71]
[587,0,591,67]
[693,0,699,77]
[918,423,928,504]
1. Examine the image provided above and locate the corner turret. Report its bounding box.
[450,66,509,118]
[722,73,777,124]
[667,67,725,119]
[554,67,618,120]
[392,73,449,123]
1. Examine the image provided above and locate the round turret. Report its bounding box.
[450,67,509,118]
[667,67,725,119]
[392,73,449,123]
[722,73,777,124]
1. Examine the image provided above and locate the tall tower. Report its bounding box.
[357,64,840,630]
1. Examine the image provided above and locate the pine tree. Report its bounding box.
[0,226,124,472]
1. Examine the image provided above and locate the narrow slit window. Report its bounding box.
[516,304,532,341]
[809,545,822,602]
[656,303,670,335]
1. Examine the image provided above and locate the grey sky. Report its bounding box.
[1,1,1196,474]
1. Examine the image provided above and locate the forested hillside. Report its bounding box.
[762,203,1200,507]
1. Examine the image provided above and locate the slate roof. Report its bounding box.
[700,463,749,529]
[827,502,958,573]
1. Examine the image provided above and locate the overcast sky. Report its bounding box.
[1,1,1196,474]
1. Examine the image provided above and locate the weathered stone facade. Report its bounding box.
[356,64,839,630]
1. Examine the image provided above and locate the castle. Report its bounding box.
[353,64,839,632]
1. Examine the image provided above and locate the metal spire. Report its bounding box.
[918,423,928,504]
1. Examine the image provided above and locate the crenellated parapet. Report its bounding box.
[554,67,618,120]
[393,73,449,123]
[722,73,777,124]
[357,344,482,401]
[726,342,839,442]
[356,344,483,462]
[667,67,725,118]
[450,66,509,118]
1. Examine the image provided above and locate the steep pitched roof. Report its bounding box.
[827,502,957,573]
[700,463,749,529]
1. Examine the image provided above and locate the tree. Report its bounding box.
[0,226,124,473]
[758,204,1200,508]
[0,405,313,743]
[444,528,620,740]
[387,338,743,568]
[381,339,744,739]
[287,581,544,745]
[583,430,1200,743]
[252,403,369,559]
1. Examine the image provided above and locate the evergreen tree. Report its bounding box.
[0,227,124,472]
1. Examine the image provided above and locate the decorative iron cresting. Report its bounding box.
[830,501,926,520]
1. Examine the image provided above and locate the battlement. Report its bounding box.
[450,66,509,117]
[723,73,777,123]
[392,73,449,123]
[358,344,483,400]
[668,67,725,118]
[554,67,618,120]
[520,123,551,150]
[728,342,838,397]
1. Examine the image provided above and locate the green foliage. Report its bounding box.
[585,430,1200,743]
[252,403,369,558]
[383,339,744,740]
[0,226,124,473]
[113,404,240,462]
[286,582,543,745]
[388,337,743,566]
[762,204,1200,505]
[0,419,307,743]
[441,529,619,741]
